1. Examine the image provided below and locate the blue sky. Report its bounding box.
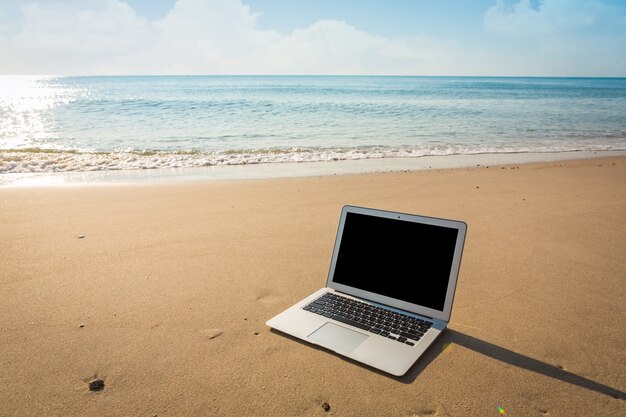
[124,0,492,37]
[1,0,625,76]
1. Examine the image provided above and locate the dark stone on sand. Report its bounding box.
[77,235,85,239]
[322,402,330,412]
[79,324,85,328]
[88,378,105,391]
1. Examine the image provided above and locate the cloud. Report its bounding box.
[152,0,281,73]
[259,20,386,74]
[4,0,155,73]
[0,0,624,76]
[0,0,457,75]
[481,0,626,76]
[484,0,625,35]
[256,21,457,75]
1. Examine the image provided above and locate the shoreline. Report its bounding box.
[2,149,625,187]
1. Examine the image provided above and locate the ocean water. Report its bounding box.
[1,75,625,174]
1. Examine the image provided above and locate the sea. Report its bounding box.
[1,75,625,180]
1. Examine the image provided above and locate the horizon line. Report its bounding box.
[2,74,626,79]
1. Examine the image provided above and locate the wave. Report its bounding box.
[1,145,625,174]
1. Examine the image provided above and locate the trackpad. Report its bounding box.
[308,322,369,354]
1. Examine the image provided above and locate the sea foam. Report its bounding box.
[2,144,624,174]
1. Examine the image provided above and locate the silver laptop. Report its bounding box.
[266,205,467,376]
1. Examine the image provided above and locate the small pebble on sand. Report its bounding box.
[322,402,331,412]
[88,379,105,391]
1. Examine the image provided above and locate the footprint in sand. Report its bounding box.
[254,288,281,304]
[410,405,441,417]
[202,329,223,339]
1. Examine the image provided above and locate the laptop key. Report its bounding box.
[331,315,370,331]
[399,331,420,341]
[405,341,415,346]
[310,292,431,343]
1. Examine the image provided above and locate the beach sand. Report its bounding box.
[1,157,624,416]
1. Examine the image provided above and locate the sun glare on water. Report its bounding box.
[0,75,74,150]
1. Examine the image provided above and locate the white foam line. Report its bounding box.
[2,150,624,187]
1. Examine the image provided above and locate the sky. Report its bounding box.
[0,0,625,76]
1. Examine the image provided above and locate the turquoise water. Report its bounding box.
[1,76,625,173]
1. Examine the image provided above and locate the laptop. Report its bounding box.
[266,205,467,376]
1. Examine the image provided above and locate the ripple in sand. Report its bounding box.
[202,329,223,339]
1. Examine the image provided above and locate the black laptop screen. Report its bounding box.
[332,212,459,311]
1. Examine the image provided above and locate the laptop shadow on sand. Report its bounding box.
[405,330,626,400]
[270,328,625,400]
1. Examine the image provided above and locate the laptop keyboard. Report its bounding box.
[303,292,433,346]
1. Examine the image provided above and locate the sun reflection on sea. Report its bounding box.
[0,75,74,150]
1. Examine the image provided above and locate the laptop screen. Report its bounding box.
[331,212,459,312]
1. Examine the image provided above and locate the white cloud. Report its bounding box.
[252,20,458,75]
[484,0,621,35]
[481,0,626,76]
[0,0,458,75]
[258,20,385,74]
[4,0,155,73]
[0,0,624,76]
[152,0,280,73]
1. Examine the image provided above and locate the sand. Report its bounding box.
[0,157,624,416]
